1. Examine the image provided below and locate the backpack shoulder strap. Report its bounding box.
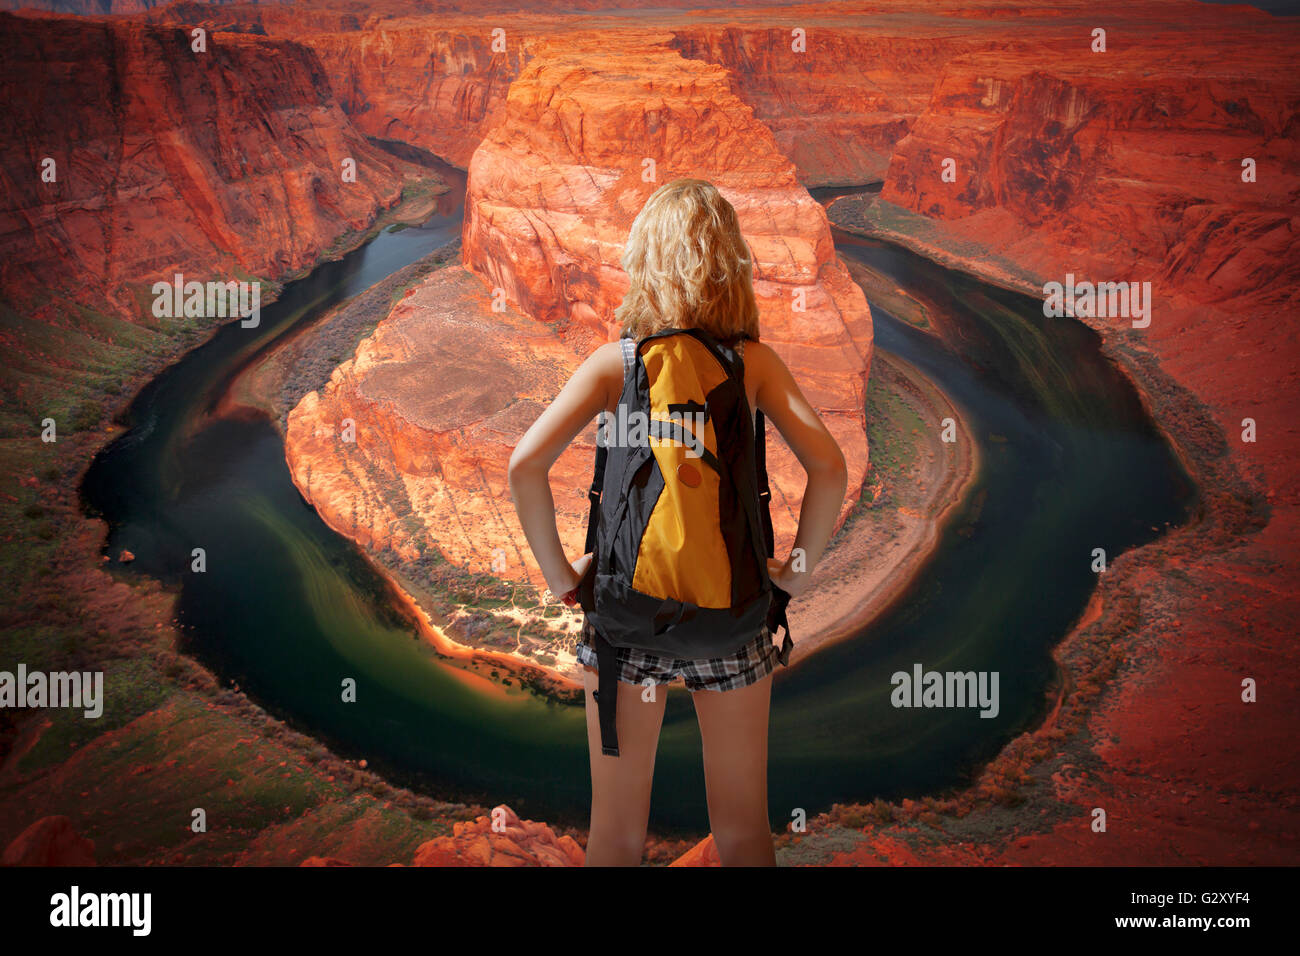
[584,337,635,555]
[739,336,794,666]
[586,335,639,758]
[733,336,771,549]
[755,409,772,555]
[755,406,792,664]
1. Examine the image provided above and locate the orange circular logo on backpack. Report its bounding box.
[676,461,701,487]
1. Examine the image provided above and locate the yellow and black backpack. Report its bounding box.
[577,325,793,756]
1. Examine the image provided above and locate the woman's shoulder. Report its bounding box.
[738,336,780,374]
[592,339,632,406]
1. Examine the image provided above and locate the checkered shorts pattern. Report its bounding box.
[575,624,780,692]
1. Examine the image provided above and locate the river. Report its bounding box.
[81,170,1195,833]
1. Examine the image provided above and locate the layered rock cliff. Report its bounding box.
[0,10,435,434]
[285,263,596,581]
[286,32,873,599]
[877,34,1300,488]
[139,2,1017,187]
[0,12,423,320]
[667,27,990,186]
[304,24,522,169]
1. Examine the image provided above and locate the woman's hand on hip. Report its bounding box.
[549,552,593,605]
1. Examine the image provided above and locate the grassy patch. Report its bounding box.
[17,655,175,773]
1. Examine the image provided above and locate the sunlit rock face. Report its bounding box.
[0,11,420,324]
[877,32,1300,515]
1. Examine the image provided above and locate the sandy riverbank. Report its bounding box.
[783,346,979,662]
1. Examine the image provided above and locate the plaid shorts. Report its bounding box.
[575,623,780,692]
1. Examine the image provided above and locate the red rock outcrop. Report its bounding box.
[2,815,96,866]
[668,833,720,866]
[286,263,597,582]
[412,804,584,866]
[460,32,872,534]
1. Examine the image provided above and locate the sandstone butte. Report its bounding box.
[0,8,432,411]
[1,0,1296,868]
[285,31,874,591]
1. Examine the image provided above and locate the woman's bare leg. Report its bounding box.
[582,667,668,866]
[691,671,776,866]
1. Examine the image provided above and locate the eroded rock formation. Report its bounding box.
[411,803,585,866]
[304,25,522,170]
[286,264,597,577]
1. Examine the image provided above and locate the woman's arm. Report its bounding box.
[507,340,624,598]
[748,340,849,597]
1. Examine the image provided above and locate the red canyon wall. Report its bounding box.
[286,31,873,589]
[304,25,522,169]
[666,27,993,186]
[876,33,1300,511]
[0,12,422,322]
[810,19,1300,867]
[0,10,438,432]
[141,2,1008,187]
[881,44,1300,310]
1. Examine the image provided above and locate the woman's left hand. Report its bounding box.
[550,552,593,605]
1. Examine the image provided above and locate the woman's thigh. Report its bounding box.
[690,671,773,831]
[582,667,668,818]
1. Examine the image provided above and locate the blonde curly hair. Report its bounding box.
[614,178,761,343]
